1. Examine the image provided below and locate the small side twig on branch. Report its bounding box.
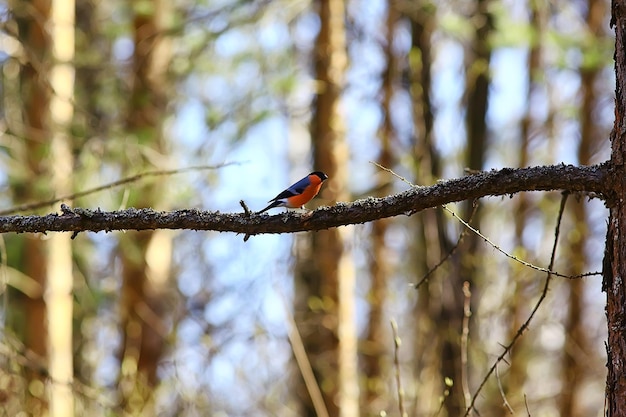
[240,200,252,241]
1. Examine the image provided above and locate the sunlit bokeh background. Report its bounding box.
[0,0,613,416]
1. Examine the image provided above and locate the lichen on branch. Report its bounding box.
[0,163,609,237]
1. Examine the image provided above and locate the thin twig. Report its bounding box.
[390,319,407,417]
[414,203,478,289]
[370,161,414,185]
[278,290,330,417]
[240,200,253,242]
[433,377,453,417]
[239,200,252,216]
[0,235,6,328]
[0,162,242,215]
[370,162,599,280]
[495,363,514,414]
[463,192,569,416]
[441,204,595,279]
[524,394,532,416]
[461,281,472,414]
[0,336,116,409]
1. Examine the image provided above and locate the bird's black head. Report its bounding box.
[311,171,329,181]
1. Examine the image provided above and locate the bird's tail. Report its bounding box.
[257,200,282,214]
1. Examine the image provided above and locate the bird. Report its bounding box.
[258,171,329,214]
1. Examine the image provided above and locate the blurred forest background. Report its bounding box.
[0,0,614,416]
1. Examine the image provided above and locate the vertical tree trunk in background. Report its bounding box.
[118,0,173,413]
[11,1,51,414]
[407,3,448,413]
[74,0,107,141]
[362,2,396,411]
[46,0,75,415]
[445,0,492,414]
[605,1,626,414]
[294,1,356,416]
[503,0,544,410]
[560,2,604,416]
[464,0,491,173]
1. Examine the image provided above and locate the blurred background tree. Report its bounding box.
[0,0,613,416]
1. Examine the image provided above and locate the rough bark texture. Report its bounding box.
[605,1,626,415]
[560,1,605,415]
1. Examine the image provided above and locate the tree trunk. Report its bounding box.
[443,0,493,414]
[11,0,52,413]
[408,4,448,414]
[362,1,396,411]
[46,0,76,415]
[560,1,604,416]
[605,1,626,414]
[294,1,357,416]
[504,0,545,410]
[118,0,173,413]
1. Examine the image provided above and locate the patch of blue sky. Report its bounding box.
[259,283,291,335]
[172,98,207,148]
[233,60,262,90]
[206,338,289,408]
[169,348,206,393]
[489,48,528,131]
[203,291,247,328]
[200,229,293,298]
[291,9,320,50]
[215,28,251,57]
[257,18,291,52]
[389,90,416,147]
[348,0,385,29]
[485,47,528,168]
[206,117,289,211]
[348,42,385,95]
[431,39,465,177]
[177,267,205,299]
[346,95,381,148]
[112,36,134,62]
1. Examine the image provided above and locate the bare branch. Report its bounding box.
[280,290,330,417]
[463,192,569,416]
[390,319,407,417]
[461,282,472,414]
[495,363,514,414]
[0,163,242,216]
[442,204,599,279]
[413,203,477,289]
[0,164,608,236]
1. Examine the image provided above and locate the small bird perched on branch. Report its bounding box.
[258,171,329,214]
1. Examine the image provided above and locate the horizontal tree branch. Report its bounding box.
[0,164,610,237]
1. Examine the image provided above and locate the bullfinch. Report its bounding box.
[258,171,329,214]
